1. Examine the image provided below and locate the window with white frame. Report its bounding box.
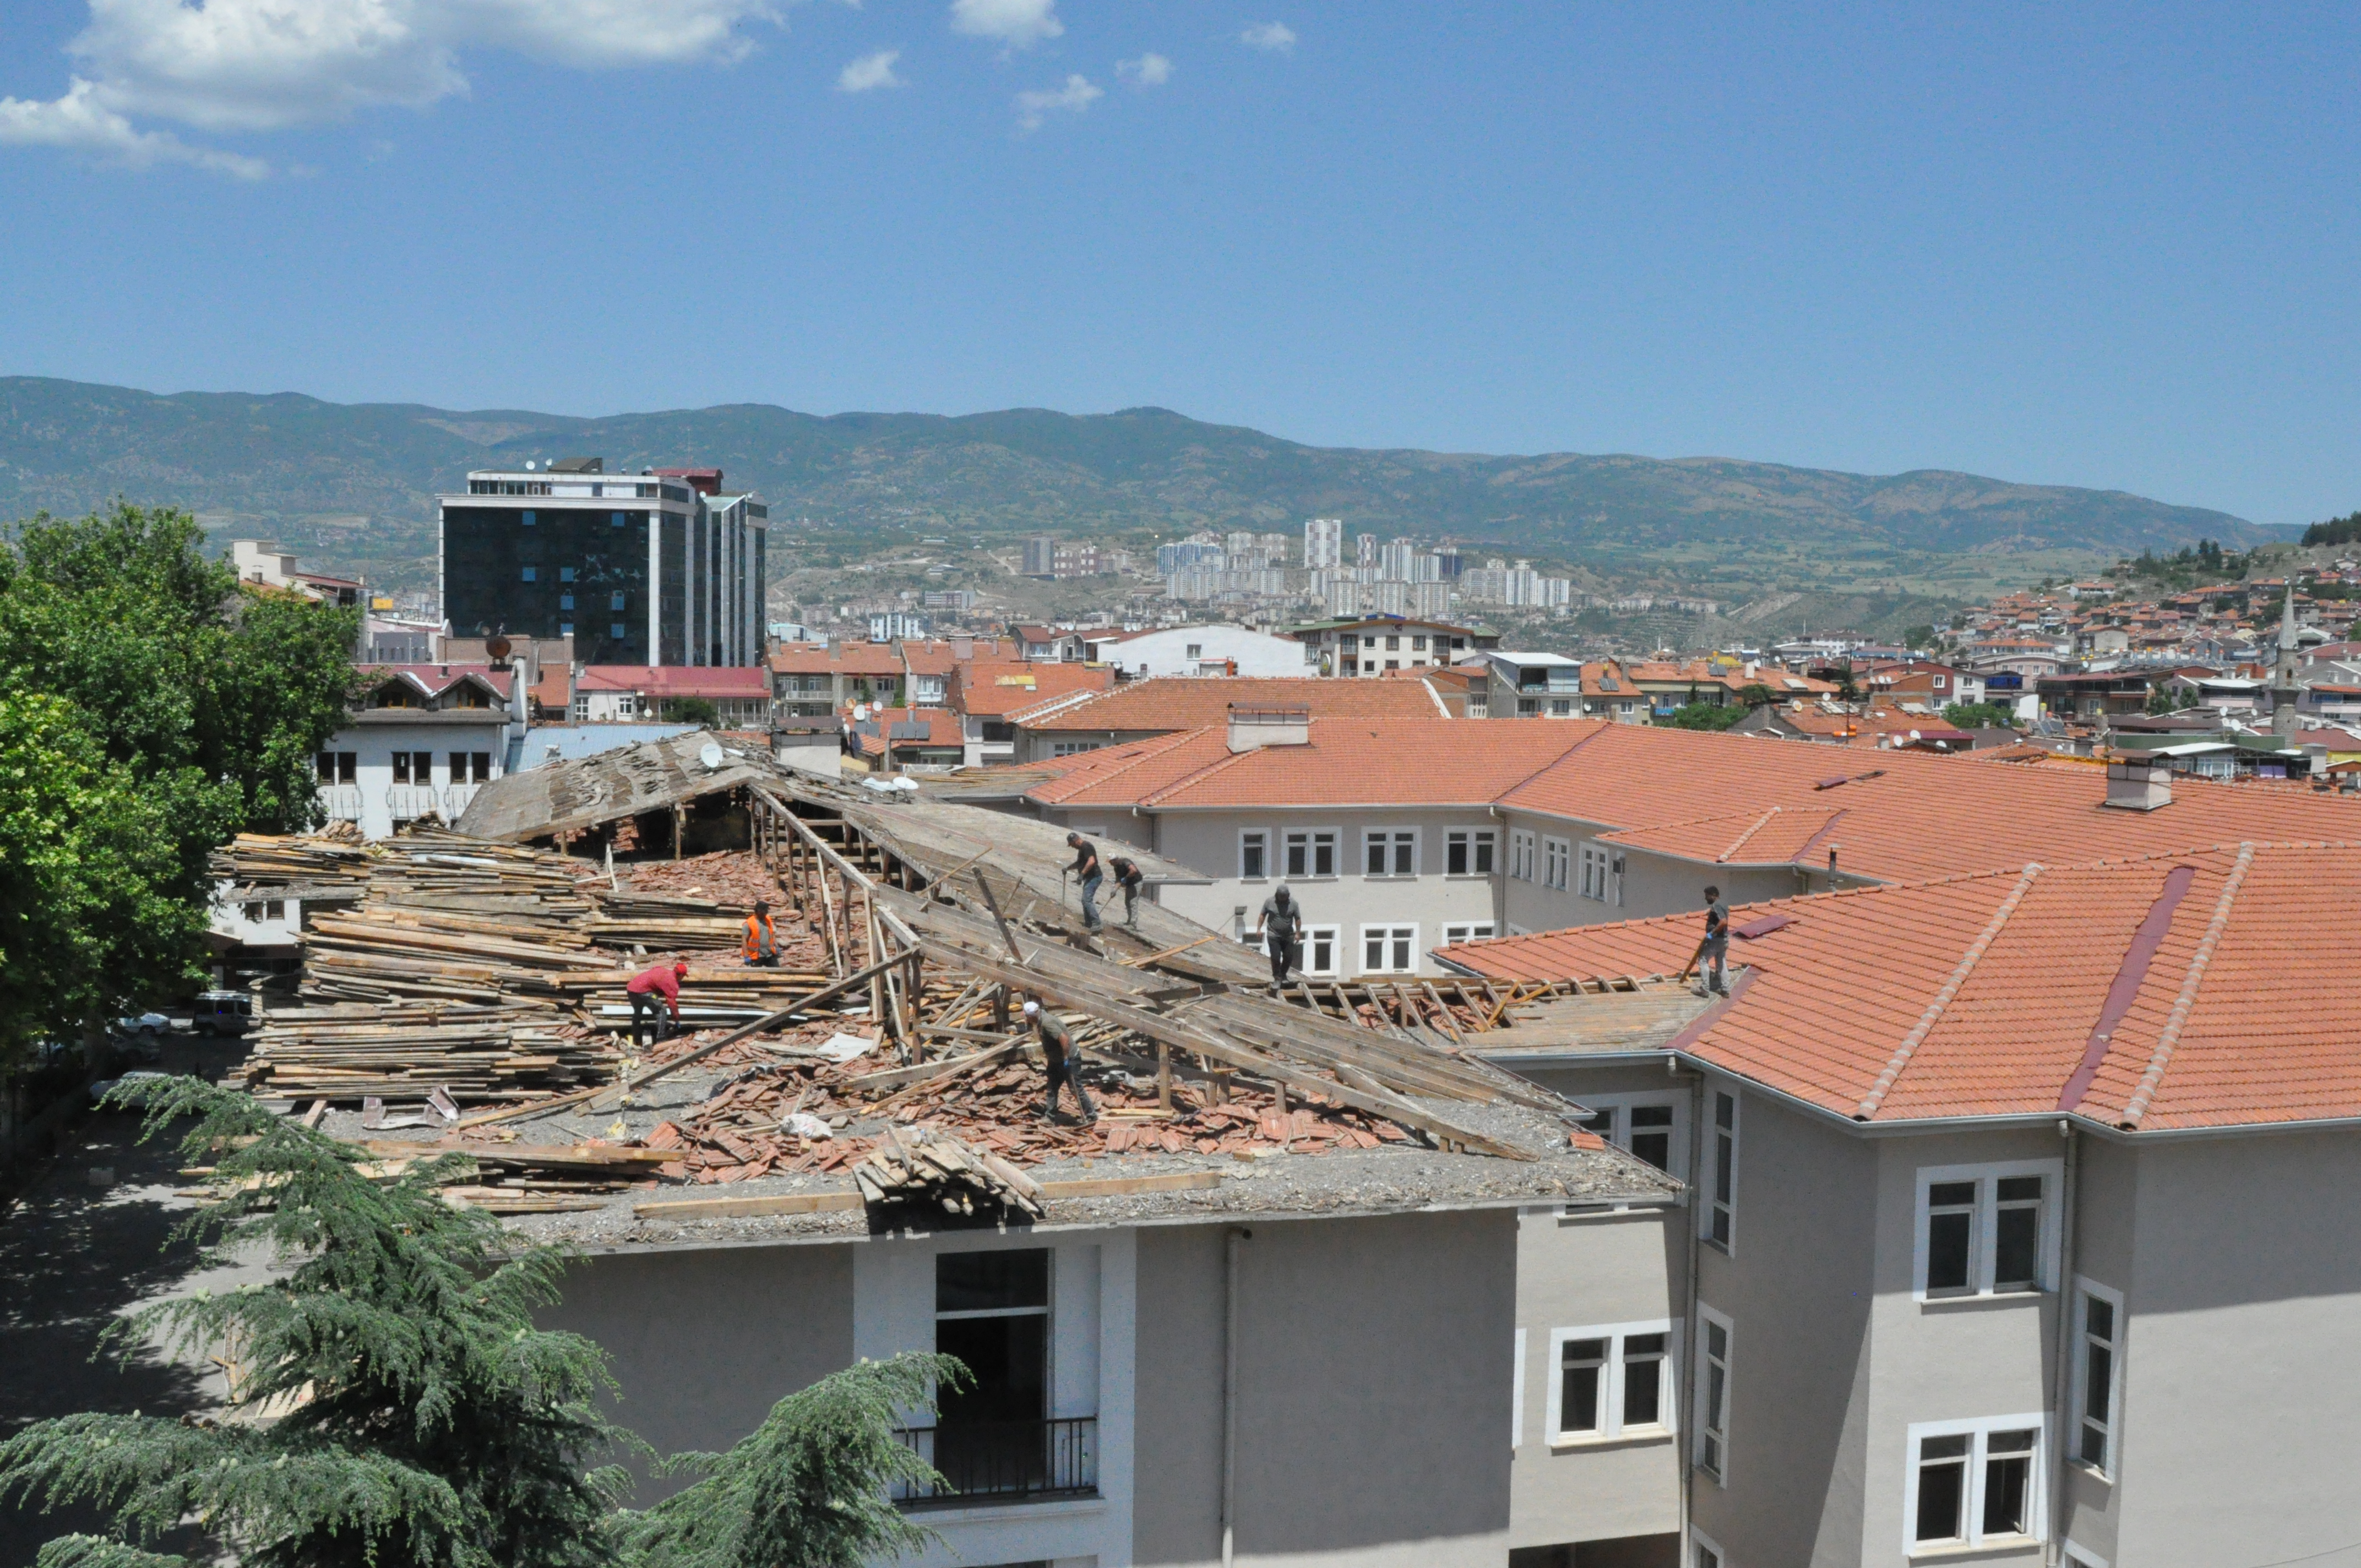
[1049,740,1103,758]
[1574,1093,1684,1173]
[1441,921,1495,947]
[1509,829,1536,881]
[1445,828,1496,876]
[1913,1160,2063,1300]
[1703,1088,1737,1250]
[1359,923,1417,974]
[1691,1531,1727,1568]
[2062,1543,2109,1568]
[1542,836,1571,890]
[2073,1278,2124,1477]
[1363,829,1417,877]
[1546,1321,1677,1443]
[1240,829,1269,881]
[1906,1417,2046,1551]
[1284,827,1339,879]
[1579,842,1609,900]
[1695,1305,1733,1483]
[1302,924,1340,978]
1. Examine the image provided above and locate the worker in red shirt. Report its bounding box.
[627,959,689,1048]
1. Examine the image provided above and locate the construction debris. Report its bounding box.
[853,1124,1045,1219]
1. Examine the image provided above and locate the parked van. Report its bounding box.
[193,991,253,1036]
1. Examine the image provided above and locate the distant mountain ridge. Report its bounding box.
[0,377,2279,583]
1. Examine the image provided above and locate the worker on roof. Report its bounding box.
[1065,831,1104,933]
[1023,999,1096,1125]
[627,959,689,1048]
[1107,854,1146,929]
[742,900,780,967]
[1257,883,1303,990]
[1695,885,1731,999]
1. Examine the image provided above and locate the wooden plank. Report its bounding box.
[846,1039,1021,1095]
[1117,933,1220,969]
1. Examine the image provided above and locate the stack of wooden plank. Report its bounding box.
[235,1003,615,1101]
[852,1123,1045,1219]
[213,832,379,900]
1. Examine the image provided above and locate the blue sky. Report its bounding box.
[1,1,2355,525]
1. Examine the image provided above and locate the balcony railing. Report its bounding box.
[315,785,363,822]
[443,783,481,816]
[890,1417,1097,1508]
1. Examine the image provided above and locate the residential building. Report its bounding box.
[1082,625,1318,679]
[769,641,910,719]
[1011,624,1087,662]
[1448,837,2361,1568]
[1303,516,1343,569]
[314,665,528,837]
[869,611,930,644]
[842,706,965,771]
[1020,536,1058,578]
[229,538,363,607]
[1287,614,1495,676]
[572,665,771,728]
[1156,536,1226,575]
[1006,675,1449,765]
[438,458,766,667]
[949,660,1119,767]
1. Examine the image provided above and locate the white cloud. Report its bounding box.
[950,0,1059,50]
[1013,71,1098,130]
[836,47,901,91]
[0,76,270,177]
[1,0,782,176]
[1116,52,1171,87]
[1241,20,1295,52]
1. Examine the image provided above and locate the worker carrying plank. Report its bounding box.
[627,959,689,1048]
[1693,884,1732,999]
[1256,883,1304,989]
[1107,854,1146,930]
[1064,832,1105,933]
[1022,998,1097,1124]
[742,900,780,967]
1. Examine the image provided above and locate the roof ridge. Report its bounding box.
[2120,840,2258,1129]
[1716,805,1786,863]
[1854,861,2046,1120]
[1137,731,1266,806]
[1493,720,1613,800]
[1009,687,1105,724]
[1027,728,1204,803]
[1419,676,1449,717]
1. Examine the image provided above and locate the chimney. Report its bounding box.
[1227,707,1310,753]
[2103,760,2173,811]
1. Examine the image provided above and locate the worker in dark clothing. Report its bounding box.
[627,959,689,1048]
[1258,883,1303,988]
[1107,855,1146,929]
[1065,832,1104,932]
[742,901,780,967]
[1695,885,1731,998]
[1022,999,1096,1124]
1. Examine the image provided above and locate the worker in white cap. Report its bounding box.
[1022,999,1095,1124]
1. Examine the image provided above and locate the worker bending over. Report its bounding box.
[1023,999,1096,1124]
[1258,884,1303,988]
[742,900,780,967]
[627,959,689,1049]
[1107,854,1146,929]
[1065,832,1104,933]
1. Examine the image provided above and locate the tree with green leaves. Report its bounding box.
[1661,702,1745,732]
[0,1077,964,1568]
[656,697,722,728]
[1735,682,1778,709]
[1941,702,2020,732]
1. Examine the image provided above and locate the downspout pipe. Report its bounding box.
[1222,1227,1250,1568]
[2046,1120,2081,1566]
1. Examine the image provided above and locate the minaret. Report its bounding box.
[2272,579,2303,739]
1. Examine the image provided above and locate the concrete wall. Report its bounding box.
[1133,1210,1519,1568]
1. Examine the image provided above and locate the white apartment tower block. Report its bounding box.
[1304,516,1343,570]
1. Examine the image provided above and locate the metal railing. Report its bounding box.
[316,785,363,821]
[443,784,481,816]
[890,1417,1097,1507]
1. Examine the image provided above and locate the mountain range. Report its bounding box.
[0,376,2283,589]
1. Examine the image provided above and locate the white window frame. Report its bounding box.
[1692,1528,1728,1568]
[1701,1087,1738,1253]
[1695,1304,1733,1485]
[1571,1091,1687,1175]
[1301,924,1341,978]
[1361,827,1418,879]
[1283,826,1341,880]
[1441,921,1496,948]
[1048,739,1103,758]
[1542,835,1571,891]
[1239,827,1270,883]
[1512,1327,1527,1449]
[1509,829,1537,881]
[1579,842,1609,900]
[1544,1319,1679,1446]
[1444,827,1497,877]
[1911,1159,2065,1302]
[1901,1414,2048,1555]
[2071,1277,2125,1479]
[1357,922,1418,976]
[2062,1543,2109,1568]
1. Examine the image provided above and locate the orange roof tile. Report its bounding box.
[1444,841,2361,1131]
[1018,676,1443,732]
[950,662,1117,717]
[768,641,905,676]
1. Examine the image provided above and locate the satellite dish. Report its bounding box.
[699,740,725,771]
[485,634,513,662]
[525,461,536,471]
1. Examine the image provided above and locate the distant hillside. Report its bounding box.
[0,376,2281,589]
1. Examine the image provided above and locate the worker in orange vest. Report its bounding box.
[742,900,780,967]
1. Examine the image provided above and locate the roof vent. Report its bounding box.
[1228,707,1310,753]
[2103,760,2172,811]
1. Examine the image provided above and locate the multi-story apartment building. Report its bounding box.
[313,664,527,836]
[438,458,765,667]
[1003,674,1448,765]
[1304,516,1343,569]
[1287,613,1495,675]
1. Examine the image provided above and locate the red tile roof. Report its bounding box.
[1017,676,1445,732]
[1443,841,2361,1132]
[578,665,769,698]
[950,662,1116,717]
[847,707,962,758]
[768,641,906,676]
[1026,718,1595,809]
[358,664,514,699]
